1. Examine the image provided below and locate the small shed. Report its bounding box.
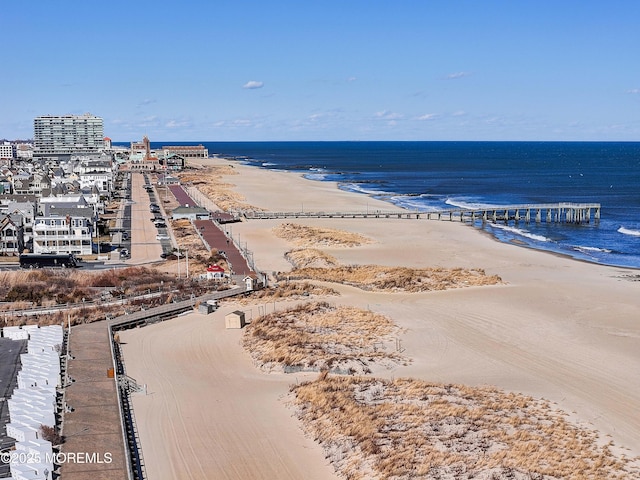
[198,300,218,315]
[225,310,246,329]
[243,275,256,291]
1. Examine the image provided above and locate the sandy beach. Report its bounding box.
[119,157,640,479]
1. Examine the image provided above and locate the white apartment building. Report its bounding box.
[0,141,15,159]
[34,113,104,160]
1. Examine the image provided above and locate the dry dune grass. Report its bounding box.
[243,302,406,374]
[285,248,340,269]
[232,281,339,305]
[274,223,372,247]
[282,264,503,293]
[290,375,639,480]
[278,246,503,293]
[0,267,220,326]
[177,165,263,212]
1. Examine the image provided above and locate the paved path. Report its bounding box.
[59,321,127,480]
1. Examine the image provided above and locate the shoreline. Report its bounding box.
[119,156,640,479]
[222,154,640,270]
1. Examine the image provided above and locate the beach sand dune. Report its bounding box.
[120,157,640,479]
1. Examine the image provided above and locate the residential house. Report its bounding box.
[0,174,11,194]
[12,171,52,197]
[32,200,96,255]
[5,201,35,251]
[32,212,93,255]
[0,214,24,255]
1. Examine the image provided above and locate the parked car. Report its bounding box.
[156,234,170,241]
[119,248,130,259]
[154,222,167,228]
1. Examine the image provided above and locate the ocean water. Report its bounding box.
[155,141,640,268]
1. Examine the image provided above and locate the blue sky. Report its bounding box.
[2,1,639,142]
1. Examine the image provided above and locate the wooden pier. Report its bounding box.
[243,202,601,225]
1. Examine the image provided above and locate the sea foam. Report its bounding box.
[618,226,640,237]
[445,197,501,210]
[573,246,612,254]
[489,223,550,242]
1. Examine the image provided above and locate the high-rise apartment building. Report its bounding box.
[34,113,104,160]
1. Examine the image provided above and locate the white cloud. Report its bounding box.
[165,120,191,129]
[137,98,157,107]
[417,113,438,121]
[243,80,264,89]
[346,76,357,82]
[446,71,472,80]
[374,110,403,120]
[232,119,253,126]
[452,110,467,117]
[627,88,640,94]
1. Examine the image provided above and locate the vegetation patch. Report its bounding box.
[232,281,339,305]
[285,248,340,269]
[243,302,405,374]
[274,223,372,247]
[280,264,503,292]
[0,267,228,326]
[177,165,263,212]
[290,375,639,480]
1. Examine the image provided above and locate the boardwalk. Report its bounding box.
[59,321,128,480]
[168,184,194,207]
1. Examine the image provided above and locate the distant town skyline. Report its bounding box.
[2,1,639,142]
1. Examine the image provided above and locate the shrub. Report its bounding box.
[40,424,63,445]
